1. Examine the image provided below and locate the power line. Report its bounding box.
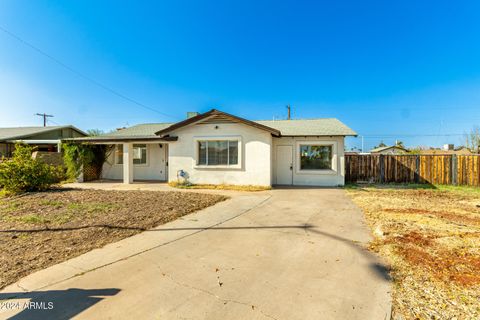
[0,25,179,120]
[47,118,62,126]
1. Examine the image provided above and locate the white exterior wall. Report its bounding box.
[272,136,346,186]
[168,123,272,186]
[101,143,167,181]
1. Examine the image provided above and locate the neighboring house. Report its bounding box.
[70,109,356,187]
[417,148,473,155]
[370,145,408,155]
[0,126,87,157]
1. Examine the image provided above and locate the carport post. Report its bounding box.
[123,143,134,184]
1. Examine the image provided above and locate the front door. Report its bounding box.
[276,145,293,185]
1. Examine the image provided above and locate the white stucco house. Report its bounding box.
[72,109,356,187]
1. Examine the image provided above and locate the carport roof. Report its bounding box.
[0,125,87,142]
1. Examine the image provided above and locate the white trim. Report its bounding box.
[193,136,242,169]
[7,139,61,144]
[295,140,338,175]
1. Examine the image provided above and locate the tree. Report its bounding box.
[374,141,387,149]
[465,126,480,153]
[86,129,104,136]
[396,140,405,148]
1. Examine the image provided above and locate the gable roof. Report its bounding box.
[255,118,357,136]
[0,125,87,141]
[69,109,356,143]
[155,109,282,136]
[370,145,408,153]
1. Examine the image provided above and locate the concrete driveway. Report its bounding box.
[0,187,391,320]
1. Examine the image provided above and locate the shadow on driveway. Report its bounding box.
[2,224,391,282]
[0,288,120,320]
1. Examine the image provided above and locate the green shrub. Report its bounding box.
[0,144,61,194]
[62,142,112,181]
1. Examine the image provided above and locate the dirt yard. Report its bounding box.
[0,188,226,289]
[346,184,480,320]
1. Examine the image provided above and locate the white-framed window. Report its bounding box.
[299,145,333,170]
[115,144,123,164]
[295,141,337,175]
[133,144,147,165]
[197,140,239,166]
[114,144,147,165]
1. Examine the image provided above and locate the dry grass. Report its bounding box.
[168,182,271,192]
[346,184,480,319]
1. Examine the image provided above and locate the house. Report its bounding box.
[70,109,356,187]
[0,126,87,157]
[369,145,408,155]
[417,147,473,155]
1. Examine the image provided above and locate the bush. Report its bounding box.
[62,142,112,181]
[0,144,61,194]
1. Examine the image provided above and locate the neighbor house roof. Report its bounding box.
[417,148,473,155]
[370,145,408,153]
[255,118,357,136]
[0,125,87,142]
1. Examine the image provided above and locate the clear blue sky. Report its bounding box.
[1,1,480,151]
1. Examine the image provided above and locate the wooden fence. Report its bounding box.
[345,154,480,187]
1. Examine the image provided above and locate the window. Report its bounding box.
[115,144,123,164]
[115,144,147,165]
[198,140,238,166]
[300,145,332,170]
[133,144,147,165]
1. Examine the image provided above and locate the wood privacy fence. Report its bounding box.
[345,154,480,186]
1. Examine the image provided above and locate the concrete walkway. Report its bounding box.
[0,185,391,320]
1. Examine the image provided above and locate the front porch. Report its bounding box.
[67,134,177,184]
[102,142,170,184]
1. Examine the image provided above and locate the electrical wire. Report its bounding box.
[0,25,179,120]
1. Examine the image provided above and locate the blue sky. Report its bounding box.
[1,1,480,151]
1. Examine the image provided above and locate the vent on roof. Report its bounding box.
[187,112,199,119]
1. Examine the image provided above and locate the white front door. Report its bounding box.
[276,145,293,185]
[158,144,167,181]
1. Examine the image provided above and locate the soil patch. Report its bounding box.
[0,188,227,289]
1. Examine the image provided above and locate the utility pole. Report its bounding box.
[35,113,54,127]
[286,104,291,120]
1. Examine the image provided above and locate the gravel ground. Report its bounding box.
[0,188,227,289]
[347,185,480,320]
